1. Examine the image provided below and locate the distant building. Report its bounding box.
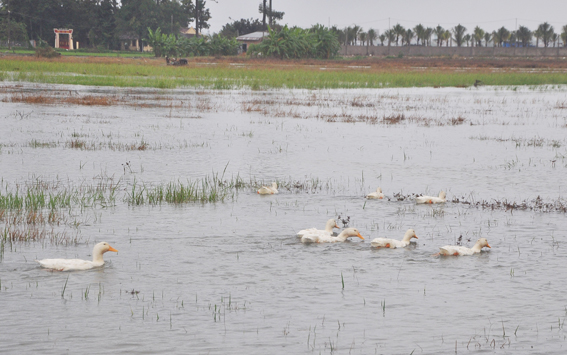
[119,33,152,52]
[236,31,268,52]
[54,29,74,49]
[179,27,197,39]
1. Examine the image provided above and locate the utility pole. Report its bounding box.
[269,0,272,27]
[7,6,11,50]
[262,0,267,31]
[195,1,200,37]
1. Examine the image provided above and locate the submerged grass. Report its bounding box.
[1,58,567,89]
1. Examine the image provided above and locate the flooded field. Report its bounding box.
[1,82,566,354]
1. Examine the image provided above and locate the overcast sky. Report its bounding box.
[206,0,566,35]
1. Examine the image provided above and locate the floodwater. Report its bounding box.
[1,82,567,354]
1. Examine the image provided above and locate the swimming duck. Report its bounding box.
[366,187,385,199]
[36,242,118,271]
[416,191,446,204]
[370,229,417,248]
[297,219,340,238]
[257,182,278,195]
[301,228,364,244]
[438,238,491,256]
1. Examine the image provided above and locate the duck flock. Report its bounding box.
[35,183,488,272]
[262,182,491,257]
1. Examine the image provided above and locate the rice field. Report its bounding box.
[0,81,566,354]
[1,56,567,90]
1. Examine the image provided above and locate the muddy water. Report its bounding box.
[1,83,567,354]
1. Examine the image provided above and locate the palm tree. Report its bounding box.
[378,34,386,46]
[424,27,433,46]
[493,27,510,47]
[534,28,542,47]
[552,33,558,47]
[537,22,554,47]
[359,31,367,46]
[473,26,485,47]
[403,29,414,46]
[414,24,425,45]
[384,29,396,47]
[452,24,467,47]
[434,25,444,46]
[509,31,517,47]
[393,24,405,46]
[464,34,471,46]
[351,25,362,45]
[561,25,567,47]
[367,28,378,46]
[516,25,532,47]
[484,32,492,47]
[443,30,451,46]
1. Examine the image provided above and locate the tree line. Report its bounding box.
[0,0,211,50]
[339,22,567,48]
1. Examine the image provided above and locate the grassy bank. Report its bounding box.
[1,56,567,89]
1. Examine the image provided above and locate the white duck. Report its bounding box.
[36,242,118,271]
[297,219,340,238]
[370,229,418,248]
[301,228,364,244]
[257,182,278,195]
[438,238,491,256]
[416,191,446,204]
[366,187,385,199]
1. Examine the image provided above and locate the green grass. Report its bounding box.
[1,58,566,89]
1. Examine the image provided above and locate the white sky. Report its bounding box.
[205,0,566,35]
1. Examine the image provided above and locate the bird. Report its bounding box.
[366,187,385,199]
[36,242,118,271]
[257,182,278,195]
[416,191,446,204]
[370,229,418,248]
[301,228,364,244]
[437,238,491,256]
[297,219,340,238]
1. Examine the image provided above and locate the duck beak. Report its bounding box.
[414,235,418,239]
[108,246,118,252]
[334,224,340,229]
[357,233,364,240]
[486,244,491,248]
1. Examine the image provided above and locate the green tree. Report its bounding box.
[258,0,284,30]
[516,25,532,47]
[443,30,451,46]
[473,26,485,47]
[493,26,510,47]
[452,24,467,47]
[463,34,471,46]
[220,18,264,38]
[413,23,425,45]
[193,0,211,37]
[367,28,377,46]
[392,23,404,46]
[434,25,444,46]
[537,22,554,47]
[384,29,395,46]
[403,28,414,46]
[424,27,433,46]
[378,33,386,46]
[145,27,175,57]
[359,31,367,46]
[561,25,567,47]
[311,24,340,58]
[484,32,492,47]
